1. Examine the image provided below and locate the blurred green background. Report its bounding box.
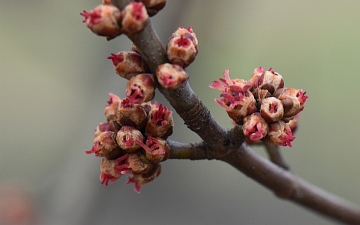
[0,0,359,224]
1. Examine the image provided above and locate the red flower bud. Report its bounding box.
[273,88,308,118]
[86,131,123,159]
[80,4,122,40]
[265,121,295,147]
[139,0,166,16]
[166,27,198,68]
[127,163,161,193]
[136,136,170,163]
[116,126,144,153]
[121,2,149,34]
[145,103,173,138]
[100,158,122,186]
[210,69,257,124]
[126,74,155,104]
[108,51,149,80]
[242,113,269,141]
[250,67,284,94]
[260,97,284,122]
[156,63,189,89]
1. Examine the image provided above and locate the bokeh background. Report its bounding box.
[0,0,359,224]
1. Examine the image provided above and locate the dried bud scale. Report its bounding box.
[86,131,123,159]
[121,2,149,34]
[273,88,308,118]
[80,4,122,40]
[115,99,148,130]
[136,136,170,163]
[265,121,295,147]
[127,164,161,193]
[156,63,189,89]
[127,152,152,174]
[138,0,166,16]
[104,93,121,130]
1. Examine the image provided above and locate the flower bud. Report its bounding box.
[250,67,284,94]
[121,2,149,34]
[108,51,149,80]
[127,163,161,193]
[86,131,123,159]
[126,74,155,104]
[115,98,148,130]
[145,103,173,138]
[242,113,269,141]
[166,27,198,68]
[210,70,256,124]
[94,122,113,138]
[136,136,170,163]
[265,121,295,147]
[273,88,308,118]
[100,158,122,186]
[80,4,122,40]
[116,126,144,153]
[156,63,189,89]
[260,97,284,122]
[139,0,166,16]
[104,93,121,130]
[287,113,300,134]
[128,151,152,174]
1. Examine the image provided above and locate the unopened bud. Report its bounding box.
[121,2,149,34]
[127,163,161,193]
[126,74,155,104]
[139,0,166,16]
[273,88,308,118]
[86,131,123,159]
[104,93,121,130]
[156,63,189,89]
[250,67,284,94]
[260,97,284,122]
[116,126,144,152]
[115,99,148,130]
[80,4,122,40]
[128,151,152,174]
[166,27,198,68]
[108,51,149,80]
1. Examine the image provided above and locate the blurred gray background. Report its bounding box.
[0,0,359,224]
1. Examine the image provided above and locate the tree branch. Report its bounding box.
[264,142,289,170]
[111,1,360,224]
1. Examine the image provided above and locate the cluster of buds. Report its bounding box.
[155,27,198,89]
[210,67,308,147]
[81,0,166,39]
[87,93,173,193]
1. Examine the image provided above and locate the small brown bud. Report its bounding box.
[136,136,170,163]
[145,103,173,138]
[86,131,123,159]
[100,158,122,186]
[127,163,161,193]
[128,151,152,174]
[104,93,121,130]
[260,97,284,122]
[250,67,284,94]
[265,121,295,147]
[126,74,155,104]
[166,27,198,68]
[80,4,122,40]
[156,63,189,89]
[273,88,308,118]
[108,51,149,80]
[94,122,113,138]
[115,98,148,130]
[116,126,144,153]
[242,113,269,141]
[121,2,149,34]
[139,0,166,16]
